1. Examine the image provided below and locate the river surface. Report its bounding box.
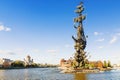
[0,68,120,80]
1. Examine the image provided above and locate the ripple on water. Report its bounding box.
[0,68,120,80]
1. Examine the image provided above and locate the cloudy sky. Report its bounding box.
[0,0,120,64]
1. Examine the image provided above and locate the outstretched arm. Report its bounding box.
[74,25,77,29]
[72,36,77,42]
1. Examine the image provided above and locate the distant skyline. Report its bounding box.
[0,0,120,64]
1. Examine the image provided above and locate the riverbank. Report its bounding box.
[60,68,99,73]
[0,66,58,70]
[59,67,113,73]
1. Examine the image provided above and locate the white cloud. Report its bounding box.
[0,25,5,31]
[0,50,6,53]
[109,36,117,44]
[97,38,105,42]
[47,49,58,53]
[0,50,16,55]
[98,46,104,49]
[5,27,11,31]
[32,49,40,53]
[7,52,16,55]
[94,32,99,36]
[109,32,120,44]
[94,32,103,36]
[117,33,120,36]
[14,48,24,51]
[65,44,72,48]
[46,49,59,56]
[0,24,11,32]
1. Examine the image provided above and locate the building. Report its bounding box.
[113,64,120,69]
[60,58,103,69]
[89,61,103,69]
[24,55,33,66]
[0,58,13,68]
[60,58,72,68]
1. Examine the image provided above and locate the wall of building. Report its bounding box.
[60,59,72,68]
[0,58,13,68]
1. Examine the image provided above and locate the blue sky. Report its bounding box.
[0,0,120,64]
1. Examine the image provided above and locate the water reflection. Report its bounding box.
[0,68,120,80]
[74,73,87,80]
[0,70,6,79]
[25,69,29,80]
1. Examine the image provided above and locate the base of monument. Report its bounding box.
[61,69,100,73]
[74,69,100,73]
[59,67,112,73]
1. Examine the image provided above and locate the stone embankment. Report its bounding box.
[58,67,112,73]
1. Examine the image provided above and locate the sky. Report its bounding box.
[0,0,120,64]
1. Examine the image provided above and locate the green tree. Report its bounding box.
[103,60,108,68]
[11,60,24,67]
[72,60,78,69]
[108,60,112,67]
[85,64,89,69]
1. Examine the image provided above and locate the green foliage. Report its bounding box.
[84,64,89,69]
[103,60,108,68]
[25,63,38,68]
[72,60,78,68]
[84,63,95,69]
[38,63,58,68]
[11,60,24,67]
[103,60,112,68]
[108,60,112,67]
[88,63,94,69]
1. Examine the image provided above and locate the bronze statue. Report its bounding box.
[72,2,87,68]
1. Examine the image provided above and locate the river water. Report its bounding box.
[0,68,120,80]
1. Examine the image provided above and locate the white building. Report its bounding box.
[24,55,33,66]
